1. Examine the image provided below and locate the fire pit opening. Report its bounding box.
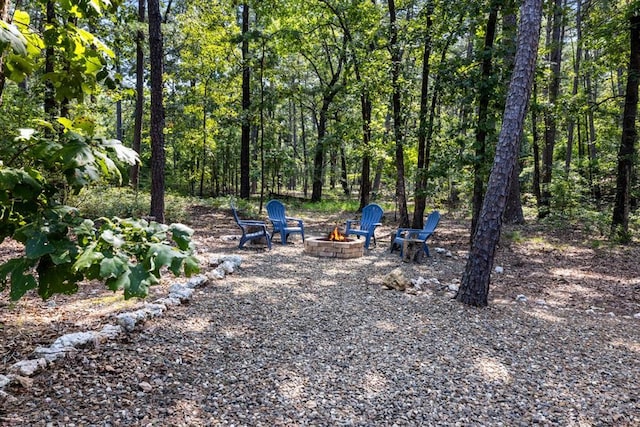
[304,228,364,259]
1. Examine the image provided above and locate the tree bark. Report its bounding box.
[612,14,640,241]
[456,0,542,307]
[130,0,145,188]
[44,1,57,122]
[471,2,499,238]
[0,0,10,106]
[388,0,409,227]
[539,0,564,218]
[148,0,165,223]
[412,3,433,230]
[240,2,251,199]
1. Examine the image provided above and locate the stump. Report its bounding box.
[402,239,425,263]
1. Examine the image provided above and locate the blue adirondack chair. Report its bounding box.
[266,199,305,245]
[345,203,384,249]
[230,201,272,249]
[390,210,440,257]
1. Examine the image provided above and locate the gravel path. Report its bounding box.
[3,237,639,426]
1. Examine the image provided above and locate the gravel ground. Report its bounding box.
[1,207,639,426]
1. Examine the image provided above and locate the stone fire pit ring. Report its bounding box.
[304,236,364,259]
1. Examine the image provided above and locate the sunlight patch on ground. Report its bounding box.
[525,308,567,323]
[298,292,319,302]
[552,267,631,284]
[277,370,306,400]
[363,371,388,398]
[610,339,640,354]
[180,317,210,333]
[475,356,512,384]
[373,320,398,332]
[219,325,250,338]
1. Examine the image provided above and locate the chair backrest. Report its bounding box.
[230,200,243,225]
[361,203,384,230]
[266,199,286,223]
[422,210,441,235]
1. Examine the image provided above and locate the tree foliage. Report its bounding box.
[0,1,199,301]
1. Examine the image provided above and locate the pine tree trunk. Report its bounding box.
[612,15,640,241]
[240,2,251,199]
[413,4,434,230]
[388,0,409,227]
[130,0,145,189]
[539,0,564,219]
[471,3,498,238]
[0,0,11,105]
[148,0,165,223]
[456,0,542,307]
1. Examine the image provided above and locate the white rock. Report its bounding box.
[0,375,12,388]
[535,299,546,306]
[634,313,640,319]
[494,266,504,274]
[34,346,69,362]
[208,267,226,280]
[97,324,122,340]
[447,283,460,292]
[168,284,194,301]
[445,251,453,257]
[53,331,97,349]
[10,358,47,376]
[434,247,447,254]
[516,294,527,302]
[142,303,166,317]
[154,296,182,306]
[138,381,153,392]
[220,260,237,274]
[186,275,208,288]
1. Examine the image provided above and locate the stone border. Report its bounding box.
[0,255,243,403]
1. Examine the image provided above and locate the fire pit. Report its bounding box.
[304,227,364,259]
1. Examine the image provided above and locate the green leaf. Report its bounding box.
[99,255,127,279]
[100,139,139,165]
[100,229,124,248]
[37,259,80,300]
[183,256,200,277]
[25,231,55,259]
[0,20,28,55]
[170,223,195,251]
[73,242,104,271]
[124,264,157,299]
[0,258,37,300]
[147,243,179,276]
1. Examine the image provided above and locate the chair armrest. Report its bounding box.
[395,228,422,238]
[345,219,359,230]
[239,220,267,227]
[285,216,304,226]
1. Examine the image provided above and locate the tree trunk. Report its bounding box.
[501,2,525,225]
[130,0,145,188]
[310,42,345,202]
[240,2,251,199]
[565,0,583,174]
[44,1,57,122]
[612,14,640,241]
[412,3,433,230]
[471,3,499,238]
[456,0,542,307]
[148,0,165,223]
[388,0,409,227]
[539,0,564,219]
[300,100,309,198]
[0,0,11,105]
